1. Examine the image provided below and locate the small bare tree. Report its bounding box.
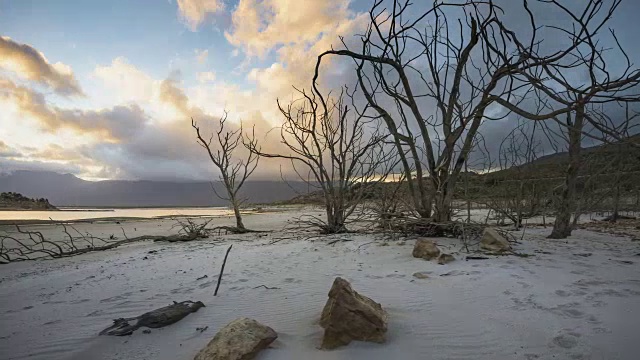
[192,112,259,232]
[246,86,394,234]
[482,121,543,229]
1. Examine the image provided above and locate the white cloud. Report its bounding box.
[93,57,159,104]
[196,71,216,83]
[225,0,352,58]
[195,49,209,64]
[177,0,225,31]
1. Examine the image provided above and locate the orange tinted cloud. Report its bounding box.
[0,36,82,96]
[0,78,145,142]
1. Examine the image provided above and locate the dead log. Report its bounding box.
[99,300,205,336]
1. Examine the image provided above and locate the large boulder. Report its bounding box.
[194,318,277,360]
[412,238,441,260]
[480,228,512,252]
[320,277,388,349]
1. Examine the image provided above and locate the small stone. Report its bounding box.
[142,329,151,334]
[412,272,430,279]
[437,253,455,265]
[412,238,441,260]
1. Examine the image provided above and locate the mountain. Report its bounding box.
[485,134,640,181]
[0,171,313,207]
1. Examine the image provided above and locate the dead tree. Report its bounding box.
[482,120,543,229]
[192,112,259,233]
[313,0,640,224]
[246,86,394,234]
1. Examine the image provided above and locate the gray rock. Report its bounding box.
[194,318,277,360]
[480,228,512,252]
[412,272,430,279]
[437,253,455,265]
[412,238,441,260]
[320,277,388,349]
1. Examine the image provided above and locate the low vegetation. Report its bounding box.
[0,192,57,211]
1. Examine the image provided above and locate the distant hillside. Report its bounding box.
[485,134,640,181]
[277,135,640,206]
[0,171,313,207]
[0,192,57,210]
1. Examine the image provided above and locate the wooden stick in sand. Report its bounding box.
[214,245,233,296]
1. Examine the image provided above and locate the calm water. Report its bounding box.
[0,207,232,221]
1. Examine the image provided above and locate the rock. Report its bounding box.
[480,228,511,252]
[412,238,441,260]
[194,318,277,360]
[412,272,430,279]
[437,253,455,265]
[320,277,388,349]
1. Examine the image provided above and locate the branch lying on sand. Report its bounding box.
[100,300,205,336]
[209,226,264,235]
[386,217,487,238]
[253,285,280,290]
[0,218,213,263]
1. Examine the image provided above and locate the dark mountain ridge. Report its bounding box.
[0,171,312,207]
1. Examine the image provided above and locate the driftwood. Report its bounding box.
[210,226,265,235]
[601,214,636,222]
[387,217,486,239]
[0,218,215,263]
[99,300,205,336]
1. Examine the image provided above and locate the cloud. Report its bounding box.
[0,77,147,142]
[93,57,158,104]
[197,71,216,83]
[0,140,21,158]
[177,0,225,31]
[195,49,209,64]
[225,0,351,58]
[0,36,82,96]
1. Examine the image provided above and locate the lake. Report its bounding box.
[0,207,233,221]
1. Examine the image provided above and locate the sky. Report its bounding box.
[1,0,639,181]
[0,0,372,180]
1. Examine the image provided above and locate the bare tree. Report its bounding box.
[192,112,259,232]
[246,86,394,234]
[480,120,543,229]
[313,0,640,224]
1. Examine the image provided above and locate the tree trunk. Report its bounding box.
[325,206,346,234]
[230,197,245,230]
[465,160,471,223]
[549,105,584,239]
[433,171,453,222]
[611,141,624,222]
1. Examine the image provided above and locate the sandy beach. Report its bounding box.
[0,207,639,360]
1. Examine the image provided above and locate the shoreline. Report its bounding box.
[0,205,311,226]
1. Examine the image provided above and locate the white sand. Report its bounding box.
[1,209,639,360]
